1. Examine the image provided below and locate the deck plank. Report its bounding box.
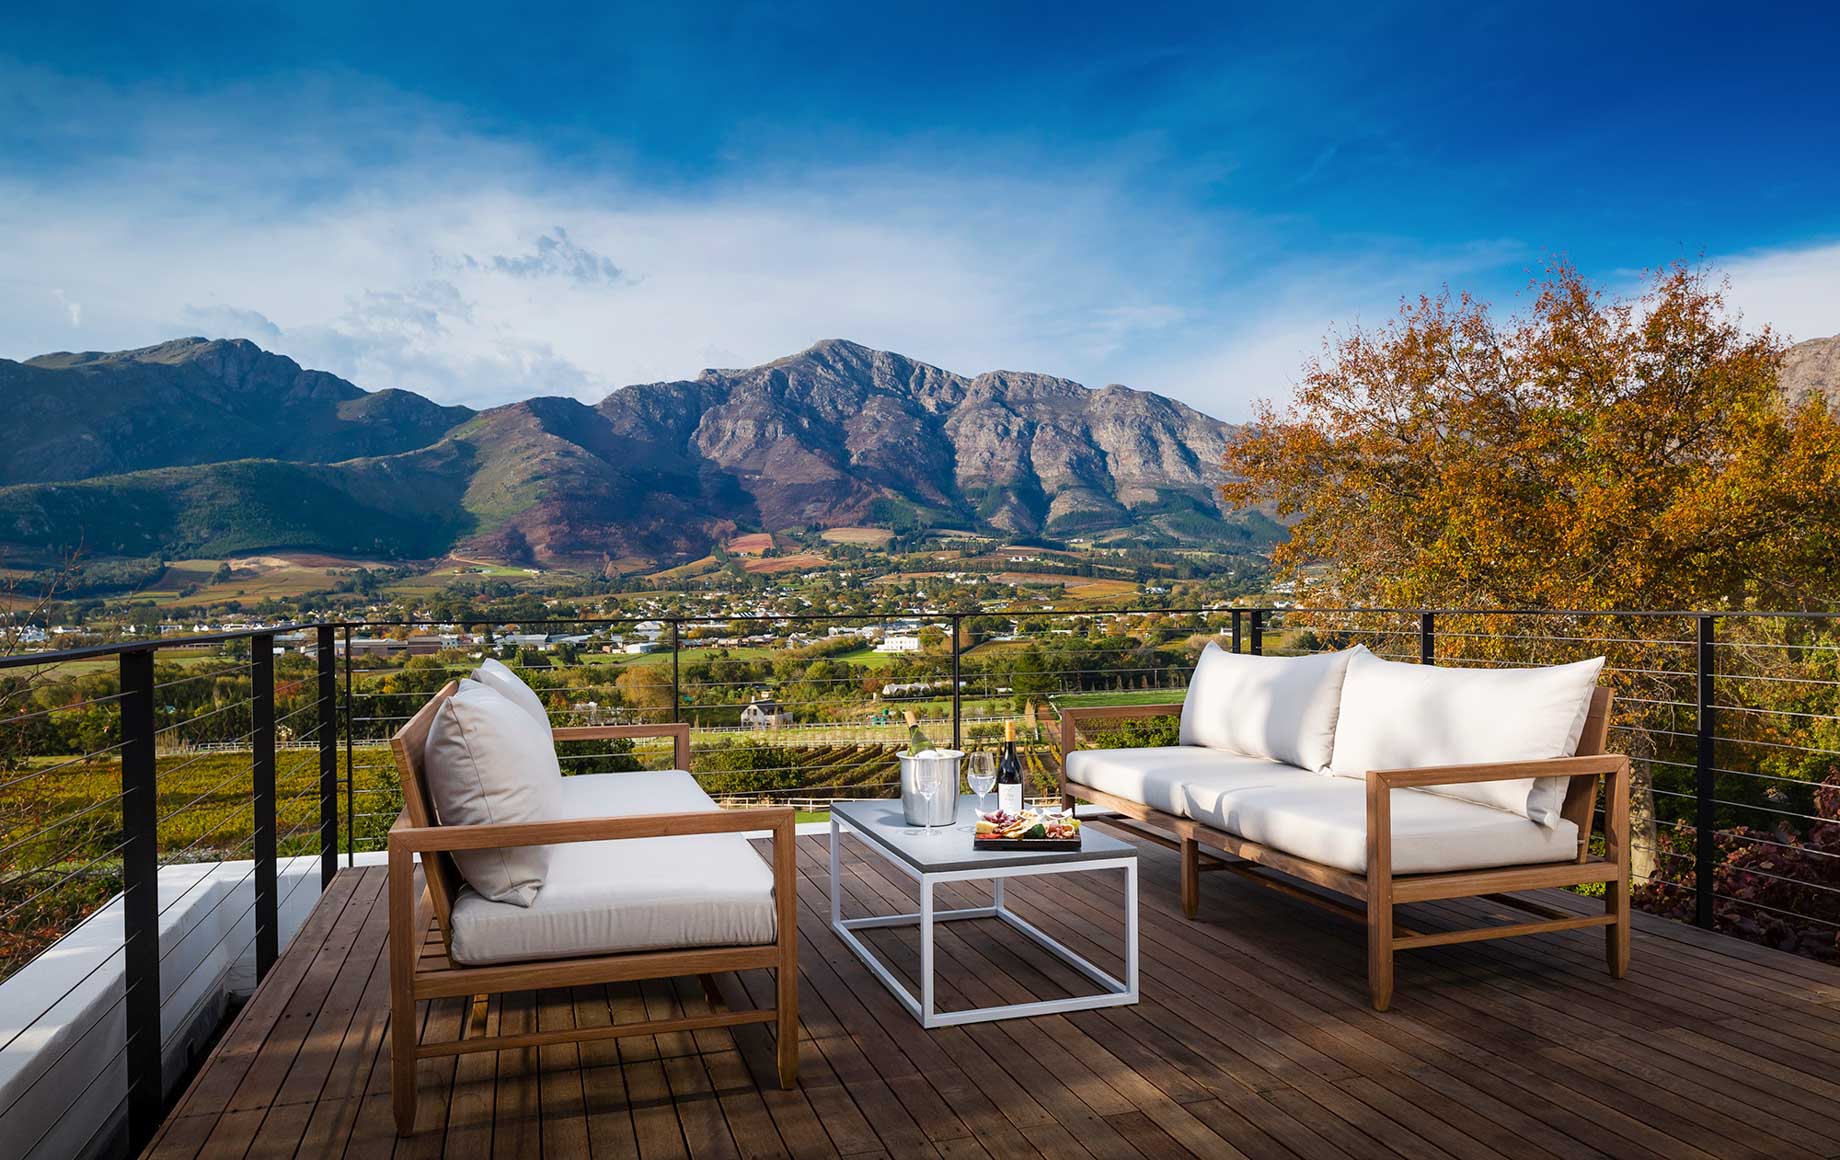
[144,826,1840,1159]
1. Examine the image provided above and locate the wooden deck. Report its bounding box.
[147,826,1840,1159]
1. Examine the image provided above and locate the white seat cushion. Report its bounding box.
[446,771,777,967]
[1328,652,1605,826]
[1179,644,1362,771]
[1065,747,1313,816]
[472,657,551,729]
[1182,776,1580,875]
[422,680,563,906]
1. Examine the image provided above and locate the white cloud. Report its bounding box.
[50,289,81,328]
[2,66,1834,423]
[0,154,1246,410]
[1718,241,1840,346]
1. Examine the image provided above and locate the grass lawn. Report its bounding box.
[826,645,901,669]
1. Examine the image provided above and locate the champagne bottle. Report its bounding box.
[903,709,935,756]
[997,719,1023,816]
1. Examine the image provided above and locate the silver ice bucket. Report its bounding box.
[898,749,962,826]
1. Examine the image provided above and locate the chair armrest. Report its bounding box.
[388,805,793,854]
[1367,753,1629,790]
[550,721,691,770]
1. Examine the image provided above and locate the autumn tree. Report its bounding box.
[1223,262,1840,611]
[1224,262,1840,952]
[616,664,676,714]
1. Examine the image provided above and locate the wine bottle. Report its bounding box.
[903,710,935,756]
[997,720,1023,816]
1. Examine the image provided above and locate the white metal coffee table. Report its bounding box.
[828,799,1139,1028]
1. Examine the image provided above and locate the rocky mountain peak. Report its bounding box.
[1781,334,1840,409]
[0,336,1260,564]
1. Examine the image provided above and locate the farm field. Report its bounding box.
[23,649,233,679]
[741,552,827,574]
[577,645,781,667]
[819,526,893,546]
[646,555,721,582]
[725,533,774,555]
[874,570,1141,600]
[132,555,366,606]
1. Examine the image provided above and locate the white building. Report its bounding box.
[740,698,793,729]
[875,634,923,653]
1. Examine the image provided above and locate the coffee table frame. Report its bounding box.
[829,810,1139,1028]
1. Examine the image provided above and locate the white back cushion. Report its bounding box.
[1179,643,1363,771]
[423,680,563,906]
[472,657,551,729]
[1327,652,1605,825]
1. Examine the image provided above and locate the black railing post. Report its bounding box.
[1249,609,1264,656]
[1231,609,1243,654]
[252,633,278,978]
[1695,614,1716,929]
[1420,611,1436,665]
[119,648,161,1155]
[342,625,354,866]
[670,619,682,721]
[950,614,963,750]
[317,626,337,888]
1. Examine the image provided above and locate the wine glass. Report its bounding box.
[965,752,997,824]
[913,761,941,835]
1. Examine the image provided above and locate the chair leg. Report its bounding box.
[1606,865,1631,979]
[388,848,419,1135]
[1180,838,1200,919]
[776,963,799,1088]
[775,905,799,1087]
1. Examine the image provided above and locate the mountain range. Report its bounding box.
[0,337,1270,569]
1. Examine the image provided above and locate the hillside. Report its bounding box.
[0,338,472,484]
[1781,334,1840,409]
[0,337,1265,566]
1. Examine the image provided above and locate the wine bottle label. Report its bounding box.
[998,782,1022,815]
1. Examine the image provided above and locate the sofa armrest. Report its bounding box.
[1056,703,1185,787]
[388,805,792,854]
[1367,753,1629,790]
[550,721,691,770]
[1364,754,1631,881]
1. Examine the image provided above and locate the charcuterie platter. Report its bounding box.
[973,808,1083,850]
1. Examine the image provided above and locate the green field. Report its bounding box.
[1053,688,1189,709]
[18,650,233,679]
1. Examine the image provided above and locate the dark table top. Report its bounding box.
[830,798,1138,875]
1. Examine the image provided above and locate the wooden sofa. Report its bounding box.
[1058,679,1629,1011]
[387,681,797,1135]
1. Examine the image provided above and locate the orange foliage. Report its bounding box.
[1223,262,1840,611]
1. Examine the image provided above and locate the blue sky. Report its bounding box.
[2,1,1837,417]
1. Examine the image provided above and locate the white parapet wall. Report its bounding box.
[0,852,385,1160]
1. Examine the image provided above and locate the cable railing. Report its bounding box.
[0,624,339,1156]
[6,607,1840,1152]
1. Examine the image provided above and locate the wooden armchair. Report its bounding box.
[387,683,797,1136]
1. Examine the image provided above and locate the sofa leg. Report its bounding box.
[1180,839,1200,920]
[1367,901,1394,1012]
